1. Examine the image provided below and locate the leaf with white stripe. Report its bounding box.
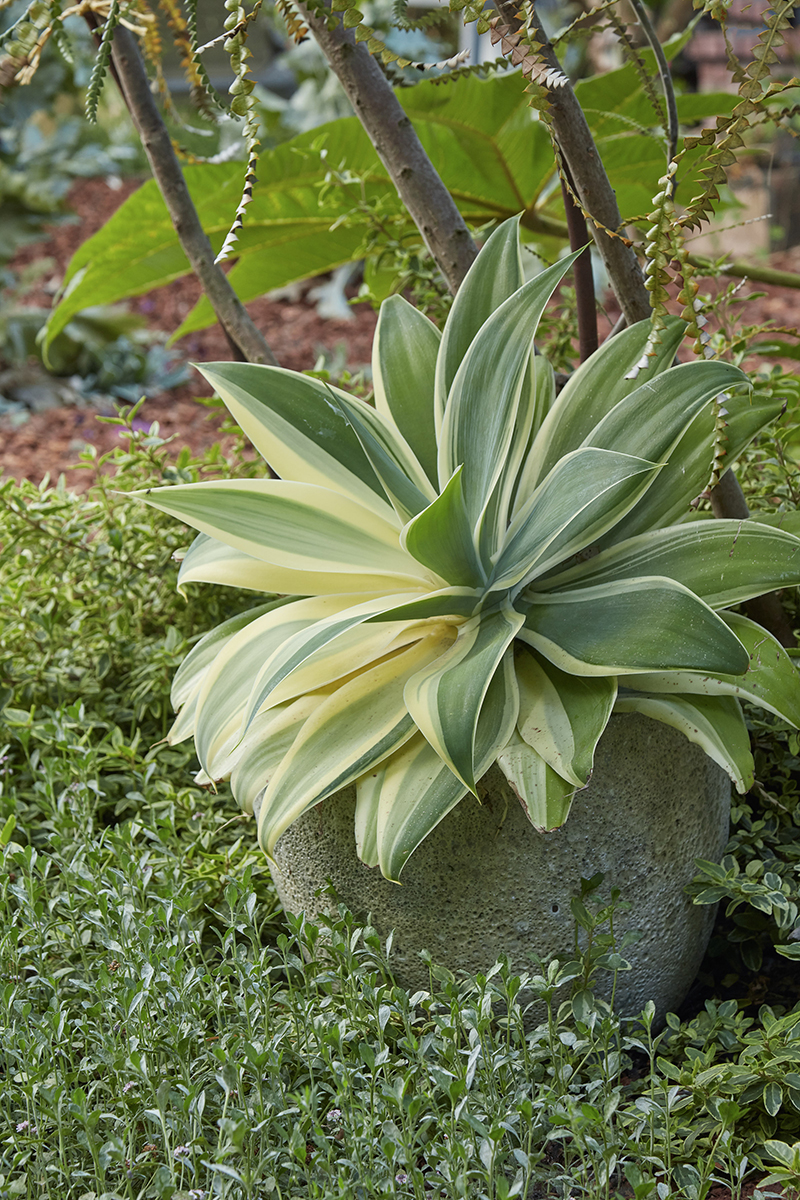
[258,629,456,856]
[434,217,525,432]
[614,691,754,793]
[521,577,750,677]
[194,362,397,523]
[372,650,519,880]
[170,600,286,714]
[518,316,686,497]
[404,602,523,792]
[497,730,577,832]
[330,388,436,524]
[176,531,406,598]
[542,521,800,609]
[437,251,582,539]
[372,295,441,487]
[515,644,617,786]
[491,449,658,591]
[623,612,800,727]
[136,479,428,586]
[192,594,363,778]
[230,692,328,814]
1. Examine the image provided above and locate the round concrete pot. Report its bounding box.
[266,713,730,1021]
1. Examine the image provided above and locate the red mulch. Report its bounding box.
[2,177,378,492]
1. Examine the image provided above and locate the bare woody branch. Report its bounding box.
[106,24,277,365]
[294,2,479,292]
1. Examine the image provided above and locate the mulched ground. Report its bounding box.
[2,177,378,491]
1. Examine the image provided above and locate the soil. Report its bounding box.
[2,176,378,491]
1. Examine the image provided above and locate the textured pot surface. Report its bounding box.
[267,714,730,1021]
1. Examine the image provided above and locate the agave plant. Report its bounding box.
[139,219,800,881]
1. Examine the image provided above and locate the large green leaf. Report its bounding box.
[256,630,453,856]
[521,577,750,676]
[543,520,800,608]
[492,448,658,591]
[135,479,427,587]
[44,63,739,348]
[404,602,523,791]
[328,388,436,524]
[514,644,617,786]
[614,691,754,793]
[624,612,800,727]
[434,217,525,426]
[193,363,396,523]
[372,295,441,487]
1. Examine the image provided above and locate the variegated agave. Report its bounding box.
[139,219,800,882]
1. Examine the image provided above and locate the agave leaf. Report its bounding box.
[230,693,328,814]
[748,510,800,536]
[364,587,483,622]
[170,599,286,713]
[438,250,583,545]
[517,316,686,499]
[614,691,754,793]
[582,360,748,463]
[478,350,539,566]
[177,531,402,597]
[328,389,436,524]
[193,363,397,523]
[492,448,658,591]
[241,588,424,720]
[515,644,617,786]
[496,729,577,832]
[521,577,750,677]
[402,466,487,588]
[543,520,800,609]
[404,602,523,792]
[370,649,518,880]
[434,217,524,432]
[135,480,429,587]
[624,612,800,727]
[192,595,362,778]
[243,597,440,724]
[257,630,455,856]
[166,693,200,747]
[595,392,786,545]
[372,295,441,488]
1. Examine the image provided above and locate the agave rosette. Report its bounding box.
[138,219,800,881]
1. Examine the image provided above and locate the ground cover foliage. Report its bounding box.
[1,403,800,1199]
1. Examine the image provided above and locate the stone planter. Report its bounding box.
[266,713,730,1022]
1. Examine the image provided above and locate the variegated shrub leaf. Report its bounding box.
[141,217,800,880]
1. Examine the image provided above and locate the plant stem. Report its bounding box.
[295,3,479,292]
[101,23,277,366]
[560,166,598,362]
[688,253,800,290]
[495,0,652,327]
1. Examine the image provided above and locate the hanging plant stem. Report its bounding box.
[560,164,597,362]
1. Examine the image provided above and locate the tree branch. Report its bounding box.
[104,23,277,366]
[295,3,478,292]
[560,164,598,362]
